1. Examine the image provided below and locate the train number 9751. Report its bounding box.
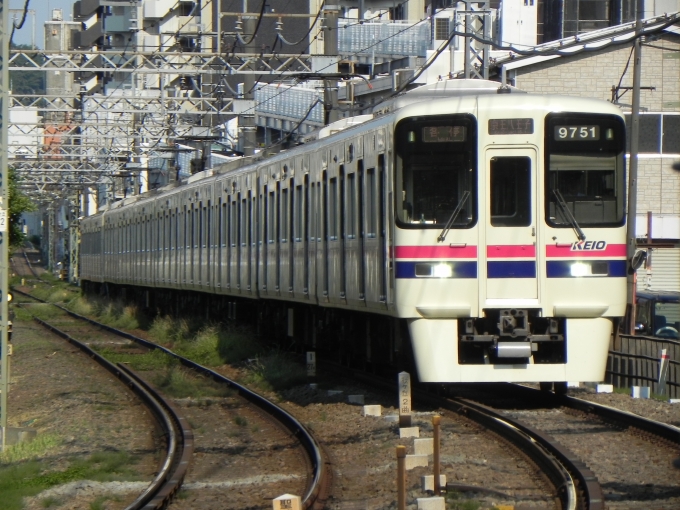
[555,125,600,141]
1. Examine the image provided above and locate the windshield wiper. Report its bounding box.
[552,189,586,241]
[437,191,470,243]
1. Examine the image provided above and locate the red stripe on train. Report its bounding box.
[486,245,536,258]
[394,245,478,259]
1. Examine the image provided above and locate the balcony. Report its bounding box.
[73,20,103,48]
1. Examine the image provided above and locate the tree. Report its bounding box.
[8,167,36,246]
[10,43,46,105]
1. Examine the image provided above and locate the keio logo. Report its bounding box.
[571,241,607,251]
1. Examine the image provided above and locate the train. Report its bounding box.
[80,79,628,390]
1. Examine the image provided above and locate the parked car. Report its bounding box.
[634,290,680,339]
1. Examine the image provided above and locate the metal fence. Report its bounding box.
[338,20,431,57]
[606,334,680,399]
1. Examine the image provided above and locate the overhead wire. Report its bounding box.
[10,0,32,47]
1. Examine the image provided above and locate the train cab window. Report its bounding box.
[394,115,476,228]
[546,113,625,227]
[490,157,531,227]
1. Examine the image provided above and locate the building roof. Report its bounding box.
[491,11,680,73]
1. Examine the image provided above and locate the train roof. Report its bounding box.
[372,79,525,115]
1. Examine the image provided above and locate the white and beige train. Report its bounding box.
[80,80,628,389]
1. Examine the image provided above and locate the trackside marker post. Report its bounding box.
[397,445,406,510]
[398,372,412,427]
[433,415,441,495]
[658,348,670,395]
[306,351,316,379]
[273,494,301,510]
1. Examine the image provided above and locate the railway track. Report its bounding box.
[444,383,680,509]
[12,288,331,509]
[316,361,679,509]
[336,368,587,510]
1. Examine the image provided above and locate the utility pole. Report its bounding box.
[1,0,11,450]
[626,0,643,333]
[323,5,339,125]
[241,15,258,157]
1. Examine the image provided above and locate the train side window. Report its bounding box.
[329,177,338,241]
[268,189,276,244]
[347,172,356,239]
[281,187,289,243]
[490,156,531,227]
[230,199,237,247]
[193,205,198,249]
[199,203,204,249]
[183,210,187,250]
[295,184,303,242]
[221,202,227,247]
[240,196,248,247]
[366,168,376,238]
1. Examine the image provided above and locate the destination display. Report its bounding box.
[422,125,467,142]
[488,118,534,135]
[554,125,600,141]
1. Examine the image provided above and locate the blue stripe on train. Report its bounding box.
[487,261,536,278]
[395,261,477,279]
[546,260,627,278]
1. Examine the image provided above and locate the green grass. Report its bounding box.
[152,365,233,399]
[12,306,35,321]
[40,495,61,507]
[0,449,140,510]
[0,435,60,465]
[445,490,485,510]
[20,303,65,321]
[64,295,145,331]
[240,351,307,392]
[232,416,248,427]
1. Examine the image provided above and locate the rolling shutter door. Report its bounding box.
[649,248,680,291]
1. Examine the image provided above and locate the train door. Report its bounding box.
[279,176,291,294]
[249,187,257,294]
[483,148,538,301]
[239,189,251,295]
[316,174,327,301]
[229,193,238,293]
[344,167,363,307]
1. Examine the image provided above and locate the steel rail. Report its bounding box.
[502,383,680,446]
[62,305,329,508]
[25,313,190,510]
[11,288,330,509]
[562,393,680,445]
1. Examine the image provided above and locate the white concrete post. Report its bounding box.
[306,351,316,379]
[398,371,412,427]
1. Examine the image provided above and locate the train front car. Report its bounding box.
[393,93,627,385]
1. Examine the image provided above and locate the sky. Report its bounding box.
[10,0,76,48]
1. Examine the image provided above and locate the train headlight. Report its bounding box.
[570,262,590,277]
[433,263,453,278]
